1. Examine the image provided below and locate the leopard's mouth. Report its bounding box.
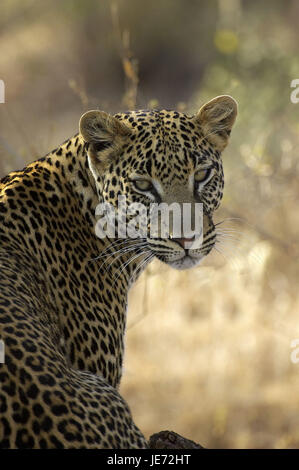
[154,250,205,270]
[165,254,204,270]
[150,234,216,270]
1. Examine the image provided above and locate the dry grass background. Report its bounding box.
[1,0,299,448]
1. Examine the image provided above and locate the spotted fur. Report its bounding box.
[0,96,237,448]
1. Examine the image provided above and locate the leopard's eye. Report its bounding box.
[194,168,211,184]
[133,179,153,191]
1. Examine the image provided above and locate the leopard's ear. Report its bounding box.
[194,95,237,151]
[79,110,131,168]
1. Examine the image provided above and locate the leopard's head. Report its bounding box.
[79,96,237,270]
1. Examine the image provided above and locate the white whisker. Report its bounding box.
[112,250,152,287]
[130,252,155,284]
[101,242,149,273]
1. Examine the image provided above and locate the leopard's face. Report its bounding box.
[80,96,237,270]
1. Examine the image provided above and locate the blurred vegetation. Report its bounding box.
[1,0,299,448]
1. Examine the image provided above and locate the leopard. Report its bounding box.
[0,95,237,448]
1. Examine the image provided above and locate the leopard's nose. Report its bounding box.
[172,236,195,249]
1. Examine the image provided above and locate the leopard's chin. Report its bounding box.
[157,253,205,270]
